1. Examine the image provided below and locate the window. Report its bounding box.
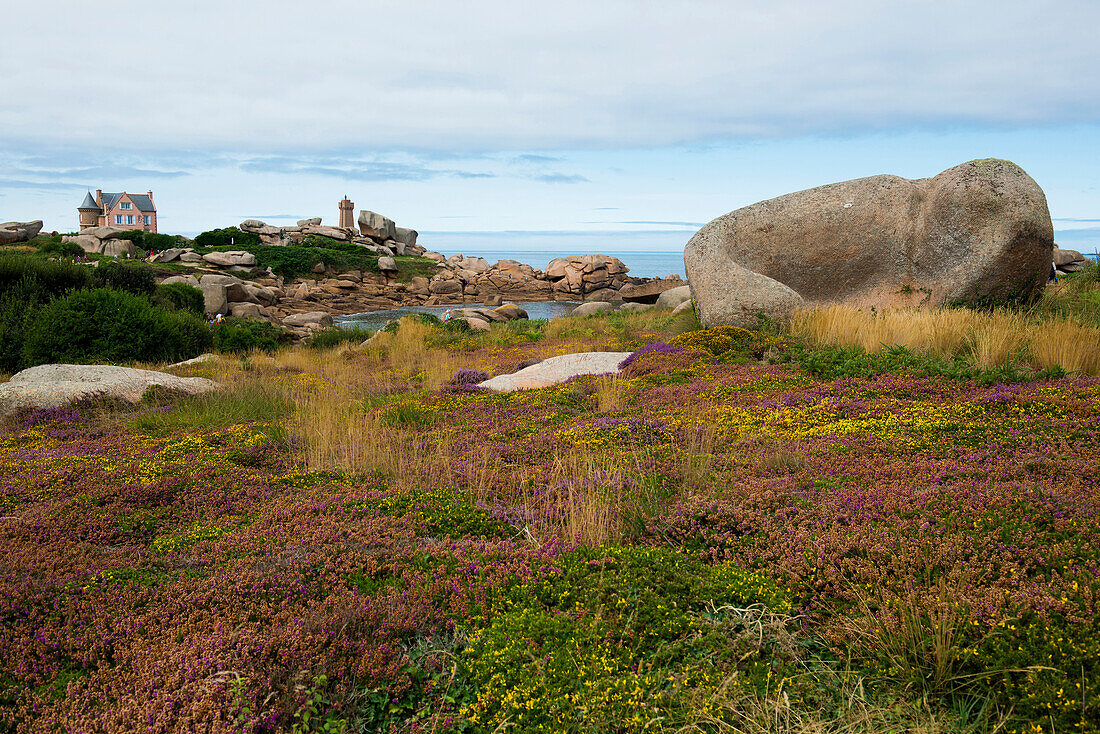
[115,215,123,225]
[120,202,132,210]
[143,216,150,225]
[126,215,134,225]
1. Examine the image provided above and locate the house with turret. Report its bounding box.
[78,190,157,233]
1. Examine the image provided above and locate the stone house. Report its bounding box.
[78,190,157,233]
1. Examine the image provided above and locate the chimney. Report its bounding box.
[147,190,153,198]
[95,189,102,207]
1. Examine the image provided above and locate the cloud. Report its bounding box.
[512,154,562,164]
[0,178,89,191]
[531,173,589,184]
[241,214,309,219]
[1054,218,1100,223]
[614,220,705,227]
[3,0,1096,152]
[237,155,495,181]
[58,165,188,179]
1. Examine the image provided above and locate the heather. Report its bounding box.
[1,308,1098,732]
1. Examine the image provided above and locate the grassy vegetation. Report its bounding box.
[190,227,439,281]
[2,298,1099,732]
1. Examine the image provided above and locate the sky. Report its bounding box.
[2,0,1098,255]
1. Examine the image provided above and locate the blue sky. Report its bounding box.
[2,0,1097,253]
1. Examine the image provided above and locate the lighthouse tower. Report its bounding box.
[78,191,101,231]
[338,196,354,230]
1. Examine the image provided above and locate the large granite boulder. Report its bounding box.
[619,277,683,304]
[0,364,220,418]
[81,226,126,241]
[0,221,44,245]
[63,234,104,253]
[395,227,418,247]
[571,301,614,317]
[202,250,257,267]
[655,285,692,310]
[479,352,633,392]
[686,159,1054,327]
[283,311,333,328]
[101,239,138,258]
[358,210,397,241]
[1053,248,1088,274]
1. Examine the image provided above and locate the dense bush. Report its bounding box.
[305,325,373,349]
[120,230,188,252]
[0,253,91,298]
[212,317,285,354]
[0,255,95,371]
[151,282,205,316]
[90,261,155,296]
[37,239,85,259]
[22,288,211,365]
[192,227,260,249]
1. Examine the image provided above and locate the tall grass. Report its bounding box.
[792,305,1100,375]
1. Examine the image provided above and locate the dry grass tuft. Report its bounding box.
[594,375,627,412]
[792,304,1100,375]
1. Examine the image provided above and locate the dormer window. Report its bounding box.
[120,202,132,210]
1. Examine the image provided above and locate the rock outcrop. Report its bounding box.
[63,228,139,257]
[686,159,1054,327]
[0,364,219,417]
[0,221,43,245]
[141,215,681,334]
[1054,248,1089,275]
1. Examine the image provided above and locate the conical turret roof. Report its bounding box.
[78,191,99,210]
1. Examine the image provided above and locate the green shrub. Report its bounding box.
[0,255,95,371]
[22,288,211,365]
[306,326,373,349]
[0,253,91,298]
[459,546,793,732]
[972,613,1100,733]
[37,239,85,259]
[0,278,43,372]
[151,282,205,316]
[90,261,155,295]
[668,326,756,356]
[120,230,186,252]
[212,317,285,354]
[377,487,505,538]
[193,227,260,249]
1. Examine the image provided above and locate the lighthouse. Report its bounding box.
[338,196,354,230]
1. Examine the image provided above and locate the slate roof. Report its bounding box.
[99,192,156,213]
[79,191,98,210]
[127,194,156,212]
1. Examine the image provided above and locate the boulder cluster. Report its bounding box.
[239,211,423,258]
[62,227,140,258]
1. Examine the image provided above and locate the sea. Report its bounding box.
[419,230,690,279]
